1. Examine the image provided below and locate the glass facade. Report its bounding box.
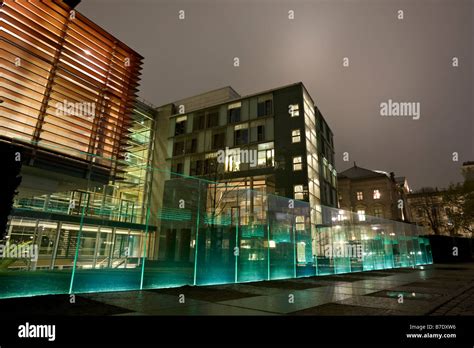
[0,143,432,299]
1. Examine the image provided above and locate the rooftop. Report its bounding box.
[337,163,388,180]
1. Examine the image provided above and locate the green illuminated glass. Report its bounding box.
[0,140,433,299]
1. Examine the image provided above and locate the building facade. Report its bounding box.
[0,0,156,272]
[1,0,143,183]
[156,83,338,263]
[161,82,337,209]
[337,164,411,222]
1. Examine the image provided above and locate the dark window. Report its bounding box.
[257,102,264,117]
[257,100,273,117]
[212,133,225,149]
[203,159,210,175]
[186,138,197,154]
[190,159,203,176]
[173,141,185,156]
[228,108,241,123]
[235,129,248,145]
[266,100,273,115]
[175,120,186,136]
[172,162,184,177]
[203,158,217,175]
[257,125,265,141]
[194,114,205,131]
[207,111,219,128]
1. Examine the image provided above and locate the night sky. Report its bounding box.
[78,0,473,190]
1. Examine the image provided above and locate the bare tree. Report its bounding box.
[443,181,474,236]
[413,187,445,235]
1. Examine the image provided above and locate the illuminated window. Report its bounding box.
[294,185,305,200]
[296,216,305,231]
[291,129,301,143]
[373,189,381,199]
[293,156,303,171]
[289,104,299,117]
[357,210,366,222]
[225,152,240,172]
[257,142,274,167]
[356,191,363,200]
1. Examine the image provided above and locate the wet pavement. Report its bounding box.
[87,263,474,316]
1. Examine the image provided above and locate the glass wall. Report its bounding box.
[0,147,432,299]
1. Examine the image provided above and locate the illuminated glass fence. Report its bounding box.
[0,147,432,299]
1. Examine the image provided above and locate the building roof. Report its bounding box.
[162,82,308,116]
[171,86,241,113]
[337,164,388,180]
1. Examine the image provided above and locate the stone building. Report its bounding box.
[337,164,410,221]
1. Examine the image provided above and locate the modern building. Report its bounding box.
[160,83,337,210]
[155,83,338,266]
[0,0,153,271]
[337,164,411,222]
[6,100,158,271]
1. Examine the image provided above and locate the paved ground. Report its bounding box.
[1,263,473,316]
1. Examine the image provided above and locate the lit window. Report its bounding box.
[373,189,381,199]
[296,215,305,231]
[291,129,301,143]
[289,104,299,117]
[293,156,303,171]
[257,142,274,167]
[224,150,240,172]
[357,210,366,222]
[294,185,305,200]
[356,191,363,200]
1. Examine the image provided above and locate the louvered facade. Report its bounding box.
[0,0,143,181]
